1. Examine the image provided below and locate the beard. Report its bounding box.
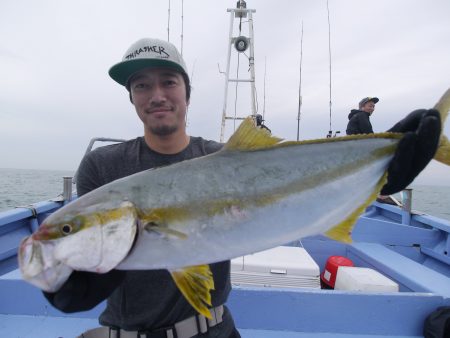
[150,123,179,136]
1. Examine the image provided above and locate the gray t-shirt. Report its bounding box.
[76,136,234,333]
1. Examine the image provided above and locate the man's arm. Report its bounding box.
[43,270,126,312]
[43,153,126,312]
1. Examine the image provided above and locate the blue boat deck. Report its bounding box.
[1,200,449,337]
[1,264,446,337]
[0,315,423,338]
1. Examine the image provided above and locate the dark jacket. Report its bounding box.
[346,109,373,135]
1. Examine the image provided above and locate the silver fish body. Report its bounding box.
[115,136,396,270]
[19,132,398,291]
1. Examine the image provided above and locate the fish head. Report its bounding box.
[18,235,73,292]
[19,201,138,291]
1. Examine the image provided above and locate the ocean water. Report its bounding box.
[398,185,450,221]
[0,168,449,221]
[0,168,75,212]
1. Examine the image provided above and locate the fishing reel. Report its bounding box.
[326,130,341,138]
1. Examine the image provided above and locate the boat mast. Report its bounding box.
[220,0,257,142]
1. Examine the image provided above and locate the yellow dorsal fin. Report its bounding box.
[170,265,215,319]
[325,172,388,243]
[223,117,283,151]
[434,88,450,166]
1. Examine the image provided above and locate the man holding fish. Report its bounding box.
[19,37,448,338]
[44,38,240,338]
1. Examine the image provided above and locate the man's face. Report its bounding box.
[129,68,188,136]
[361,101,376,115]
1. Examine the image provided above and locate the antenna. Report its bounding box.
[297,21,304,141]
[326,0,333,137]
[167,0,171,42]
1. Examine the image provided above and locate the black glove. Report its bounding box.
[380,109,441,195]
[43,269,126,313]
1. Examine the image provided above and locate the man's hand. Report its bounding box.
[380,109,441,195]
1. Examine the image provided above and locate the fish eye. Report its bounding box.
[61,224,72,235]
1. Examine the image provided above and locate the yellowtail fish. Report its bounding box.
[19,89,450,318]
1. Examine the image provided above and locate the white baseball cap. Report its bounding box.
[109,38,188,87]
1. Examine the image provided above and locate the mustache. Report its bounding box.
[146,103,173,113]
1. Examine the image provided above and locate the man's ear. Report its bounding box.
[129,92,133,104]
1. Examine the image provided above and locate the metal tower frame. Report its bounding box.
[219,5,257,142]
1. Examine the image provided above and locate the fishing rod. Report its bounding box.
[326,0,332,137]
[263,56,267,121]
[297,21,304,141]
[181,0,184,55]
[325,0,340,138]
[167,0,171,42]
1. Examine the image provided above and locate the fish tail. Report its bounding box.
[170,265,215,319]
[435,134,450,165]
[434,88,450,166]
[325,172,388,243]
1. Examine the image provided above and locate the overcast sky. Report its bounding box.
[1,0,449,185]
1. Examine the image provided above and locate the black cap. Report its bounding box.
[359,97,379,108]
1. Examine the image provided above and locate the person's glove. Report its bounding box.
[380,109,441,195]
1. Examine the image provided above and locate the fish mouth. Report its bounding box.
[18,236,72,292]
[31,226,51,241]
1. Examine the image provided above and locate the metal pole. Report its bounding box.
[63,176,73,202]
[220,10,235,142]
[401,189,412,225]
[248,10,257,118]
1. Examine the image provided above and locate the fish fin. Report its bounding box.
[170,265,215,319]
[325,172,388,243]
[224,117,283,151]
[433,88,450,166]
[435,134,450,166]
[434,88,450,125]
[144,224,188,240]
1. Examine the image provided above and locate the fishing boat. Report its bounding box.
[1,3,449,337]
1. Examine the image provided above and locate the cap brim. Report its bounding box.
[371,97,379,104]
[109,59,187,86]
